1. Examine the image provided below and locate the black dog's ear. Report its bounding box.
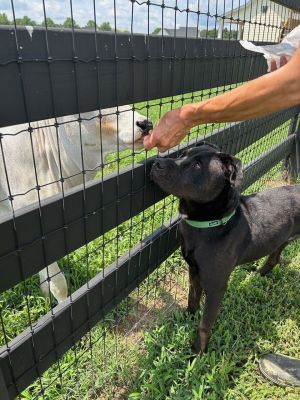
[218,153,243,190]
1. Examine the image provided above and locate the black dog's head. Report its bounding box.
[150,142,243,202]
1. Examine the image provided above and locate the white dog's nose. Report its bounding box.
[136,119,153,136]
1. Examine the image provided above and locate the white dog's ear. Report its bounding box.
[218,153,243,190]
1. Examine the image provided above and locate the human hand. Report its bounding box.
[143,106,192,152]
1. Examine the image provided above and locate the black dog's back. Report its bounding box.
[237,185,300,264]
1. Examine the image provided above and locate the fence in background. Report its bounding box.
[0,0,300,398]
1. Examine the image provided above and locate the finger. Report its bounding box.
[143,135,152,150]
[143,132,156,150]
[157,145,169,153]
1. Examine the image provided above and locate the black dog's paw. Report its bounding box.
[189,340,208,361]
[187,342,200,362]
[191,340,204,355]
[188,352,198,362]
[185,307,197,319]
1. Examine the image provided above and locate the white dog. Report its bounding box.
[0,105,149,302]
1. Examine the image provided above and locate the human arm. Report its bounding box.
[144,45,300,152]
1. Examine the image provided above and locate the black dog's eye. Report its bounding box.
[193,162,201,169]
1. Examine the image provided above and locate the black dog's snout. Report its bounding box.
[136,119,153,136]
[152,158,174,172]
[153,160,165,170]
[150,158,170,181]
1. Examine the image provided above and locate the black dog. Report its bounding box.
[151,142,300,352]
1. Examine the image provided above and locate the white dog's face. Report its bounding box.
[55,105,152,174]
[68,105,149,156]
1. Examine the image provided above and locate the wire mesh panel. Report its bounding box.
[0,0,299,399]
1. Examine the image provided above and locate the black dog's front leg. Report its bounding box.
[181,240,203,316]
[193,273,229,353]
[187,264,203,315]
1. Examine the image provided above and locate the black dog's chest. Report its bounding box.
[180,221,199,261]
[179,220,234,262]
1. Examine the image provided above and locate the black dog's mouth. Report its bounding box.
[149,163,158,181]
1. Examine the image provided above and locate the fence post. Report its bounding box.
[284,109,300,183]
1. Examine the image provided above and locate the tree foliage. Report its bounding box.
[152,27,161,35]
[62,17,80,29]
[85,20,97,29]
[0,13,10,25]
[200,28,237,39]
[40,18,59,28]
[15,15,37,26]
[99,21,112,31]
[223,27,238,39]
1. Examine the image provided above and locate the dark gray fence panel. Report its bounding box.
[206,106,300,154]
[0,135,295,399]
[242,134,296,189]
[273,0,300,11]
[0,27,268,128]
[0,368,9,400]
[0,216,180,399]
[0,106,298,294]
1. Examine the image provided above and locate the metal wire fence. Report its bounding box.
[0,0,299,398]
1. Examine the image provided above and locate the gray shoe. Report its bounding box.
[259,354,300,387]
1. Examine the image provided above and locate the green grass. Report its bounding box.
[0,88,299,399]
[128,247,300,400]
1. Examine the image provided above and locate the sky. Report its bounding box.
[0,0,244,33]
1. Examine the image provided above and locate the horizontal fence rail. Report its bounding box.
[242,134,296,189]
[0,135,296,399]
[0,27,268,128]
[0,106,299,294]
[274,0,300,11]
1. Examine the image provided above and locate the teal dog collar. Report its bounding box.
[184,210,236,229]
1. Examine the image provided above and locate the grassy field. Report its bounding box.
[126,239,300,400]
[0,88,299,399]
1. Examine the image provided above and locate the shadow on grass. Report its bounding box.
[124,249,300,400]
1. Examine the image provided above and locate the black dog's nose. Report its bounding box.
[136,119,153,136]
[153,160,165,170]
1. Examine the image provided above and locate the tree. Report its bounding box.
[0,13,11,25]
[15,15,37,26]
[62,17,80,29]
[40,17,59,28]
[152,27,161,35]
[222,28,238,39]
[99,21,112,31]
[85,20,97,29]
[200,28,217,38]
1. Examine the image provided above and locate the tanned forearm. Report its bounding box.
[183,45,300,127]
[144,46,300,152]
